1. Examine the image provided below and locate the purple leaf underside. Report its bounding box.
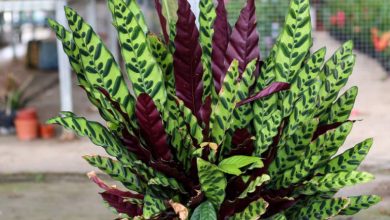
[225,0,260,77]
[136,93,173,161]
[174,0,204,119]
[212,0,231,92]
[237,82,290,107]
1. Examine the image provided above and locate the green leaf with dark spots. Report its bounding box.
[340,195,381,215]
[230,198,268,220]
[197,158,227,207]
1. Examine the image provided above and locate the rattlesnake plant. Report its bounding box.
[48,0,380,219]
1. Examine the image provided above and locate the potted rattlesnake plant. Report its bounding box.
[48,0,380,219]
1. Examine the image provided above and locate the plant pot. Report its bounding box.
[14,118,39,141]
[40,124,55,139]
[17,108,37,120]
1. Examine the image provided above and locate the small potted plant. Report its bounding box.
[0,73,38,140]
[0,74,33,135]
[0,74,17,134]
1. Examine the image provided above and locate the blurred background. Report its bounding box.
[0,0,389,219]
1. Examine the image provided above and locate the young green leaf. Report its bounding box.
[218,156,263,176]
[190,201,217,220]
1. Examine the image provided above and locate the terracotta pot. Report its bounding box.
[40,124,55,139]
[14,118,39,141]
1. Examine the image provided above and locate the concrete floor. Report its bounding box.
[0,136,106,174]
[0,175,116,220]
